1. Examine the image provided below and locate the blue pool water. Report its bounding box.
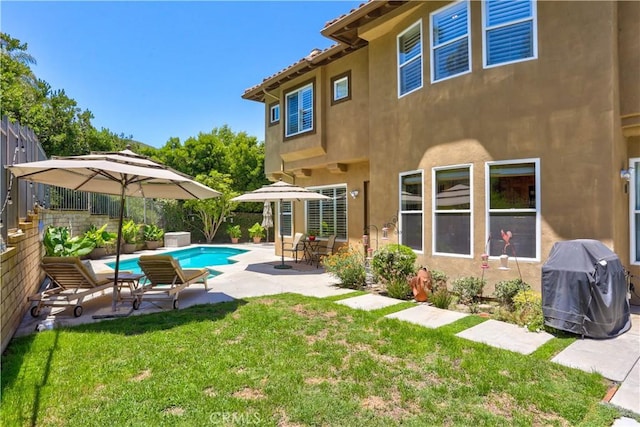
[107,246,247,276]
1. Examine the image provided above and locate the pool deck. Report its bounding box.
[13,243,640,421]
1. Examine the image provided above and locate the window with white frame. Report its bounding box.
[400,171,423,251]
[483,0,537,67]
[285,82,313,137]
[397,21,423,97]
[629,159,640,264]
[280,201,292,238]
[306,186,347,240]
[269,103,280,125]
[433,166,472,256]
[487,160,539,259]
[431,1,471,82]
[331,71,351,104]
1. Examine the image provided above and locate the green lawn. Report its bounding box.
[1,293,623,426]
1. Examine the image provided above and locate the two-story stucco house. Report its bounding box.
[242,0,640,294]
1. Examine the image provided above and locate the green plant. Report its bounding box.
[307,229,319,237]
[386,277,412,300]
[322,246,366,289]
[371,244,416,284]
[142,224,164,241]
[494,278,531,307]
[451,276,486,305]
[430,269,448,291]
[226,224,242,239]
[512,289,544,332]
[430,287,454,309]
[84,224,117,248]
[248,222,265,239]
[43,226,95,257]
[121,219,140,244]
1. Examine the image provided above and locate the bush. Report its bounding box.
[494,278,530,307]
[512,290,544,332]
[430,269,448,291]
[430,287,453,309]
[451,276,485,305]
[371,244,416,284]
[386,277,412,300]
[322,246,366,289]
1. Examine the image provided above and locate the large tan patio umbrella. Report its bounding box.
[231,180,330,269]
[7,146,221,314]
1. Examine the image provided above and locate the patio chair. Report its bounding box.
[29,257,113,318]
[310,235,336,268]
[282,232,306,263]
[134,255,209,310]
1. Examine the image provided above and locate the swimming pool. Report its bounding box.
[107,246,247,275]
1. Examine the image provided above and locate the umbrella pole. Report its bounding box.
[274,200,291,269]
[111,186,126,311]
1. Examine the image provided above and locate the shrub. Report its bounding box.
[430,287,453,309]
[44,226,95,257]
[386,277,412,300]
[248,223,265,239]
[322,246,366,289]
[371,244,416,284]
[142,224,164,241]
[494,278,530,307]
[226,224,242,239]
[512,289,544,332]
[451,276,485,305]
[430,269,448,291]
[121,219,140,244]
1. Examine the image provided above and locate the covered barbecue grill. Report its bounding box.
[541,239,631,338]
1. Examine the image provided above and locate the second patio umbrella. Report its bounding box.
[261,201,273,243]
[7,146,221,314]
[231,180,330,269]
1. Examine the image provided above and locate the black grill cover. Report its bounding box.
[541,239,631,338]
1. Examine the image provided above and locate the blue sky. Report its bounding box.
[1,1,361,147]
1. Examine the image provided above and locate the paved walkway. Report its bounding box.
[14,243,640,422]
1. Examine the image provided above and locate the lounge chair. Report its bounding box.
[282,232,306,263]
[134,255,209,310]
[29,257,113,318]
[310,235,337,268]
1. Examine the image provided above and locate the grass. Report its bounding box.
[1,293,624,426]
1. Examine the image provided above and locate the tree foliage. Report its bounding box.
[1,32,130,156]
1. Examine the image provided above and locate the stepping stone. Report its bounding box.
[551,330,640,382]
[456,319,554,355]
[336,294,402,311]
[610,360,640,415]
[385,305,468,328]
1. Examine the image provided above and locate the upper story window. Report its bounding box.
[433,165,472,256]
[399,171,423,252]
[397,21,423,98]
[285,82,313,137]
[269,103,280,126]
[483,0,537,68]
[331,71,351,105]
[431,1,471,82]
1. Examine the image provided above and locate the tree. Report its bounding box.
[183,171,239,243]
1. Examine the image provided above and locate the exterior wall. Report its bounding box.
[1,213,44,353]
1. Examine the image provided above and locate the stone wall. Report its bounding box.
[1,213,44,353]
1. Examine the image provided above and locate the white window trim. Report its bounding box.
[333,76,349,101]
[399,170,424,254]
[485,158,541,262]
[629,158,640,265]
[481,0,538,69]
[285,83,313,137]
[279,201,293,238]
[270,104,280,124]
[305,184,348,242]
[430,0,472,84]
[397,20,424,99]
[432,164,474,259]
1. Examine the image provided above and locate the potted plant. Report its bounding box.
[43,226,95,258]
[248,222,265,243]
[84,224,117,259]
[227,224,242,244]
[142,224,164,250]
[307,230,318,241]
[121,219,140,253]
